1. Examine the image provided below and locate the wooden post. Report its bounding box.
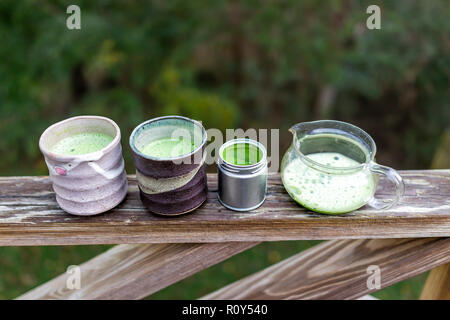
[420,264,450,300]
[419,129,450,300]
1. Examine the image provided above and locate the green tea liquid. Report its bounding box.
[282,152,376,214]
[140,137,196,158]
[222,142,262,166]
[51,132,113,156]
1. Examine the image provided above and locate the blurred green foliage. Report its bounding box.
[0,245,111,299]
[0,0,448,299]
[0,0,448,174]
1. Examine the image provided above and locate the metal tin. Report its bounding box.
[218,138,268,211]
[129,116,208,216]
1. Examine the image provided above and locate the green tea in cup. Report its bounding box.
[139,137,197,158]
[39,116,128,216]
[51,132,113,156]
[129,115,208,216]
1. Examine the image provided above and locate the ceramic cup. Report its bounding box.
[130,116,208,216]
[39,116,128,215]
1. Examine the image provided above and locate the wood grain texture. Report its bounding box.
[420,263,450,300]
[0,171,449,246]
[201,238,450,300]
[17,242,257,300]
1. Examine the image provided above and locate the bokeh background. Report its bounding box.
[0,0,448,299]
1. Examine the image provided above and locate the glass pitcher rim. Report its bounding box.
[289,120,377,172]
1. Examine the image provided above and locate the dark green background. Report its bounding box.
[0,0,448,299]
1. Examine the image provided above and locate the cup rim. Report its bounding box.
[129,115,207,161]
[292,120,377,172]
[39,115,121,161]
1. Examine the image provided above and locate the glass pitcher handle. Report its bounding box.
[368,162,405,210]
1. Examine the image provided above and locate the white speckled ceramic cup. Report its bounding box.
[39,116,128,215]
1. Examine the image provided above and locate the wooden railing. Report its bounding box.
[1,171,449,299]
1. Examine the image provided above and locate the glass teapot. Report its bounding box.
[281,120,405,214]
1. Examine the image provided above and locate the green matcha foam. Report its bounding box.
[51,132,113,156]
[282,152,376,214]
[140,137,196,158]
[221,142,262,166]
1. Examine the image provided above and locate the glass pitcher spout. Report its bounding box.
[289,123,306,146]
[288,122,316,147]
[289,122,310,154]
[289,120,362,145]
[289,123,303,137]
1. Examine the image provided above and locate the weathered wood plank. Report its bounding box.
[0,171,449,246]
[419,263,450,300]
[201,238,450,300]
[17,242,257,300]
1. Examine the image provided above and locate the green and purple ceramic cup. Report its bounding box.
[39,116,128,216]
[129,116,208,216]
